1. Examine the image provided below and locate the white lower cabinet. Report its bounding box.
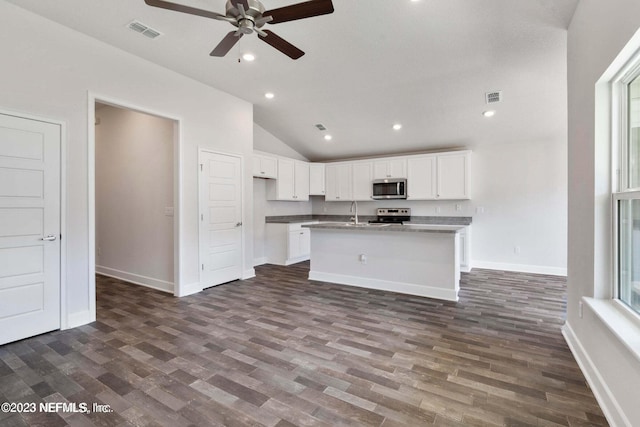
[265,222,316,265]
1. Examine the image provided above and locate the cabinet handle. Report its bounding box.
[261,171,265,174]
[300,232,304,235]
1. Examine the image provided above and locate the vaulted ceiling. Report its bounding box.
[8,0,578,161]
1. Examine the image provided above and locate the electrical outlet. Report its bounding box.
[514,246,521,255]
[97,246,101,256]
[455,204,462,212]
[323,206,327,213]
[435,206,441,214]
[359,254,367,264]
[476,207,485,214]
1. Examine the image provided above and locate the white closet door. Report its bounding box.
[0,113,61,344]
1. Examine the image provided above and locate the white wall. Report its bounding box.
[312,140,568,275]
[254,124,308,161]
[95,105,174,292]
[0,2,254,326]
[566,1,640,425]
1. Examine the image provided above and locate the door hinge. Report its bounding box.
[201,264,204,271]
[201,213,203,221]
[200,163,203,172]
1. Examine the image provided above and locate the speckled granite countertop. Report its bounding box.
[265,215,472,225]
[303,223,464,234]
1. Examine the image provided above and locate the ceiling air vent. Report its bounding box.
[127,20,163,39]
[485,91,502,104]
[315,124,327,131]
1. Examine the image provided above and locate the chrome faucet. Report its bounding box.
[350,200,359,224]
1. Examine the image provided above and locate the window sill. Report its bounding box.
[583,297,640,363]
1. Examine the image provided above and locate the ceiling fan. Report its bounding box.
[143,0,334,59]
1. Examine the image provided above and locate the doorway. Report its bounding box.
[92,99,179,295]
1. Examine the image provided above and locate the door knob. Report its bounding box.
[235,222,243,227]
[41,235,57,241]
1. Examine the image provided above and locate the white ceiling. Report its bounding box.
[8,0,578,161]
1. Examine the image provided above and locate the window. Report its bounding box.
[615,70,640,315]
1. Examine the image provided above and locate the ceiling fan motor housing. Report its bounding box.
[227,0,267,34]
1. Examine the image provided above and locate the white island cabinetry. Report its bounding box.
[306,224,462,301]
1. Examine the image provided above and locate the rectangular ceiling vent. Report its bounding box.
[485,91,502,104]
[127,20,162,39]
[315,123,327,131]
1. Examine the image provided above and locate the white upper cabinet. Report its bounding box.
[407,151,470,200]
[325,163,353,201]
[373,158,407,179]
[252,153,277,179]
[407,155,437,200]
[437,152,470,199]
[309,163,325,196]
[352,161,373,201]
[267,158,310,201]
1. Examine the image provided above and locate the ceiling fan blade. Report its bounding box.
[210,31,243,57]
[259,30,305,60]
[263,0,334,24]
[144,0,227,21]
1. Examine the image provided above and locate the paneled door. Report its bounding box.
[199,151,243,287]
[0,113,61,344]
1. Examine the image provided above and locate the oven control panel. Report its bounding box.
[376,208,410,216]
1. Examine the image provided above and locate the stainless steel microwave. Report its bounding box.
[372,178,407,199]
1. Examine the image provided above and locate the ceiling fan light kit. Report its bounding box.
[143,0,334,59]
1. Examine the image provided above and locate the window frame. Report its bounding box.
[612,52,640,316]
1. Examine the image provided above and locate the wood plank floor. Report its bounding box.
[0,263,607,426]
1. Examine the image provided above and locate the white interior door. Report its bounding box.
[0,113,60,344]
[199,151,243,288]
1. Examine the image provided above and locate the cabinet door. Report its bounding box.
[437,153,469,199]
[373,159,407,179]
[252,155,277,178]
[299,228,311,257]
[407,156,436,200]
[388,158,407,178]
[288,230,301,259]
[276,158,295,200]
[325,163,352,201]
[294,161,310,201]
[336,164,353,200]
[373,161,389,179]
[352,162,372,201]
[309,163,325,195]
[260,156,277,178]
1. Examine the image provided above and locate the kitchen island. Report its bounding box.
[303,223,464,301]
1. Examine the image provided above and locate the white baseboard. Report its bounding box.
[66,310,94,329]
[176,281,203,297]
[471,261,567,276]
[253,257,268,267]
[242,268,256,280]
[96,265,173,293]
[309,271,459,302]
[562,322,630,427]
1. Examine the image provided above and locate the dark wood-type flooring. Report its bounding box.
[0,262,607,426]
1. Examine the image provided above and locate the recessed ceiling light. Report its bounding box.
[242,53,255,62]
[265,92,275,99]
[324,135,333,141]
[482,110,496,117]
[393,123,402,130]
